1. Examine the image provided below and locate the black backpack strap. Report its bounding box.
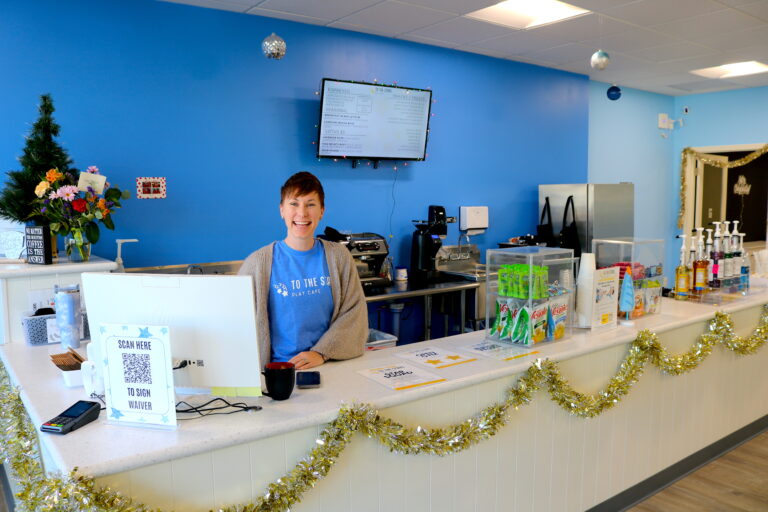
[562,195,576,227]
[540,197,552,225]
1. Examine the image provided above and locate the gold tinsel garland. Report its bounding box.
[1,306,767,512]
[677,144,768,229]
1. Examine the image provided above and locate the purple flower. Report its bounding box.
[86,166,99,174]
[41,207,47,213]
[43,199,49,205]
[87,186,94,194]
[106,201,114,207]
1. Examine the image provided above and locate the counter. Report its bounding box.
[2,293,767,511]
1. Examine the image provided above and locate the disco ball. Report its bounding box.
[590,49,610,70]
[262,33,286,60]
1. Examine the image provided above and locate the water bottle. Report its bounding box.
[55,284,82,349]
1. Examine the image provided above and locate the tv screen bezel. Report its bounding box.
[316,78,433,162]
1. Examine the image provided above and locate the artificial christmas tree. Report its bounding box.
[0,94,79,224]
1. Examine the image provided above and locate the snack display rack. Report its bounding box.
[486,246,575,347]
[592,238,664,320]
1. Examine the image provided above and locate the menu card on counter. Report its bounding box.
[396,346,476,369]
[592,267,620,328]
[462,340,540,361]
[358,363,446,391]
[102,323,176,429]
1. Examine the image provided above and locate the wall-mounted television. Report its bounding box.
[317,78,432,162]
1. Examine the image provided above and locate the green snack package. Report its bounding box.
[511,303,531,344]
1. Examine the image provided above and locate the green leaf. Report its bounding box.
[50,222,60,233]
[84,222,100,244]
[102,215,115,231]
[94,210,102,220]
[105,188,121,202]
[121,190,131,199]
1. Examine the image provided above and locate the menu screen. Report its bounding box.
[318,79,432,160]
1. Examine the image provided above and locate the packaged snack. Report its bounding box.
[511,303,531,345]
[490,299,511,339]
[530,300,548,343]
[644,281,662,314]
[547,295,568,340]
[631,287,645,319]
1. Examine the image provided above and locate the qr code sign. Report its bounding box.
[122,353,152,384]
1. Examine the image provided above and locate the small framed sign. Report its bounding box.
[102,323,177,429]
[24,225,53,265]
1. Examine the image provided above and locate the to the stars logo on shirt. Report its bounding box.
[273,283,289,297]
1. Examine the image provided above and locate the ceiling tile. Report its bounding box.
[247,7,328,24]
[566,0,637,13]
[651,8,763,40]
[257,0,383,20]
[527,13,632,43]
[582,27,679,53]
[335,1,455,35]
[462,30,569,56]
[397,0,498,15]
[523,43,595,65]
[625,41,718,62]
[602,0,723,27]
[161,0,260,12]
[734,1,768,22]
[689,24,768,51]
[459,46,511,60]
[397,33,459,48]
[715,0,762,6]
[406,16,516,45]
[725,72,768,86]
[326,21,400,37]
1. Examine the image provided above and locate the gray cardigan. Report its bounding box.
[238,239,368,367]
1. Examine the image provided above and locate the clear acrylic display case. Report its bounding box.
[486,246,575,347]
[592,238,665,320]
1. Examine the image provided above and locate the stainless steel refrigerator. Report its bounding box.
[538,183,634,254]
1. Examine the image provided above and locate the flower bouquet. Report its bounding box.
[30,166,130,262]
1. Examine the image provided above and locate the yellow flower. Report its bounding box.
[34,181,50,198]
[45,168,63,183]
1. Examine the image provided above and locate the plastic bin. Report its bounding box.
[366,329,397,350]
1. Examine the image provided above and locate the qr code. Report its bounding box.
[122,353,152,384]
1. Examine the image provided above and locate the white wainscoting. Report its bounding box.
[92,307,768,512]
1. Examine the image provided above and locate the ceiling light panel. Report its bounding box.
[465,0,590,30]
[691,61,768,78]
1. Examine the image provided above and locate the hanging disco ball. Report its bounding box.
[607,85,622,101]
[262,33,286,60]
[590,49,610,70]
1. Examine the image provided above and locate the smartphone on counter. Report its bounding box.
[296,371,321,389]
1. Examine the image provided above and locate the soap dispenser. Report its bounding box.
[114,239,139,273]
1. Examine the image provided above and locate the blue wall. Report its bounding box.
[588,82,674,240]
[0,0,589,268]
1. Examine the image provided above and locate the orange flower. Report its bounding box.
[45,168,64,183]
[102,209,110,216]
[97,198,106,209]
[86,194,96,203]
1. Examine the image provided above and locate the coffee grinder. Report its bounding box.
[410,205,455,284]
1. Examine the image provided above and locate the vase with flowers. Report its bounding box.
[30,166,130,262]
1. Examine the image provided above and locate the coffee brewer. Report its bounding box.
[410,205,455,284]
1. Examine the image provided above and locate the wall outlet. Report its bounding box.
[658,113,669,129]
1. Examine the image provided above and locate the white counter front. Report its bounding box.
[2,292,767,511]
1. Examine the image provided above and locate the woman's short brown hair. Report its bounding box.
[280,171,325,207]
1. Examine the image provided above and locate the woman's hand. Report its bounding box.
[289,351,325,370]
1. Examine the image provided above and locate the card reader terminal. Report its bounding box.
[41,400,101,434]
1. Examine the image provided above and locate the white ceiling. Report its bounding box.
[161,0,768,95]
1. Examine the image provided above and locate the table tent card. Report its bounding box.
[102,323,176,429]
[463,340,541,361]
[396,346,477,369]
[358,363,446,391]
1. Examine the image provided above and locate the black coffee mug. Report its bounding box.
[262,362,295,401]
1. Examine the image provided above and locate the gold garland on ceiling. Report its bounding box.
[677,144,768,229]
[1,307,767,512]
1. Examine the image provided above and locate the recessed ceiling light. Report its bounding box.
[691,61,768,79]
[465,0,590,30]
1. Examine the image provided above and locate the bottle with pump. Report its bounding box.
[722,221,732,281]
[687,230,697,286]
[731,221,741,288]
[738,233,750,292]
[705,229,714,285]
[711,221,723,288]
[693,227,708,295]
[675,234,690,299]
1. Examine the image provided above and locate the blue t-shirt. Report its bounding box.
[269,240,333,362]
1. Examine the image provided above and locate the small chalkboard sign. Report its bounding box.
[25,226,53,265]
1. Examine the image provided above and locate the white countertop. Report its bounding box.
[0,254,117,278]
[2,291,766,478]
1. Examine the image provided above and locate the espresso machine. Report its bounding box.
[410,205,455,284]
[319,227,392,294]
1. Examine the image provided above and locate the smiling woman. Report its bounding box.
[239,172,368,371]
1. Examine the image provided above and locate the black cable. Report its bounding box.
[90,392,107,411]
[175,397,261,420]
[388,167,398,243]
[172,360,189,370]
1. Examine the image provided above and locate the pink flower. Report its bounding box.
[58,185,79,202]
[86,166,100,174]
[48,191,58,200]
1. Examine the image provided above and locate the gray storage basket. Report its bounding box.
[21,312,58,345]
